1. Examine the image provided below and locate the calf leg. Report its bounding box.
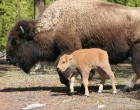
[70,76,75,93]
[69,72,79,94]
[100,63,117,94]
[77,70,95,93]
[83,78,89,96]
[123,44,140,92]
[81,69,90,96]
[97,67,107,93]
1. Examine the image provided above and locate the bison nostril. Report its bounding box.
[56,67,59,70]
[6,56,11,63]
[56,67,61,72]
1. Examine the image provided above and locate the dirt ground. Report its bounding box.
[0,64,139,110]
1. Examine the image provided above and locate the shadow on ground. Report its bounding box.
[0,84,139,93]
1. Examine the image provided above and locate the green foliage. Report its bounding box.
[0,0,55,51]
[107,0,140,7]
[45,0,55,4]
[0,0,34,51]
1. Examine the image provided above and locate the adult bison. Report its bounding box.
[6,0,140,92]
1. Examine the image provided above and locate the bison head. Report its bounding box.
[6,20,38,73]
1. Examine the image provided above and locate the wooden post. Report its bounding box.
[34,0,45,20]
[34,0,47,71]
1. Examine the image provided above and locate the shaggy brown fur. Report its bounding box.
[57,49,117,96]
[6,0,140,92]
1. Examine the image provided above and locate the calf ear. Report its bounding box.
[68,55,73,61]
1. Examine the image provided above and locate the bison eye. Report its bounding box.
[15,40,20,45]
[12,39,20,46]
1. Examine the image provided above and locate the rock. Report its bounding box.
[21,103,46,110]
[98,105,105,109]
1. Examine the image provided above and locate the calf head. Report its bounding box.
[57,54,73,72]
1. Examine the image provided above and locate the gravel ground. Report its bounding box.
[0,64,139,110]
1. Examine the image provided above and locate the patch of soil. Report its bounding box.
[0,64,139,110]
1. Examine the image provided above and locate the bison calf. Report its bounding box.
[57,48,117,96]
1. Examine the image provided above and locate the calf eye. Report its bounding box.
[62,61,65,63]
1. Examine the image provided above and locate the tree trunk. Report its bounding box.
[34,0,45,20]
[34,0,47,71]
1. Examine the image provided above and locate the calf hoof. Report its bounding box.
[69,92,75,96]
[98,90,102,93]
[113,91,117,94]
[83,94,90,97]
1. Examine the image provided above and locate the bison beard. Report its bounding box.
[6,0,140,92]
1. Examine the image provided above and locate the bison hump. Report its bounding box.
[35,0,100,33]
[35,1,63,33]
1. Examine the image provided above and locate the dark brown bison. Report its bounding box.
[6,0,140,92]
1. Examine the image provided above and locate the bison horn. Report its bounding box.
[20,26,24,34]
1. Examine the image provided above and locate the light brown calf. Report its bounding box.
[57,48,117,96]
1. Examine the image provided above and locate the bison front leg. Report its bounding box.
[122,44,140,92]
[57,69,70,87]
[55,36,82,88]
[77,84,85,93]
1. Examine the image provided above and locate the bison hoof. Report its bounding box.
[121,86,132,92]
[77,86,85,93]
